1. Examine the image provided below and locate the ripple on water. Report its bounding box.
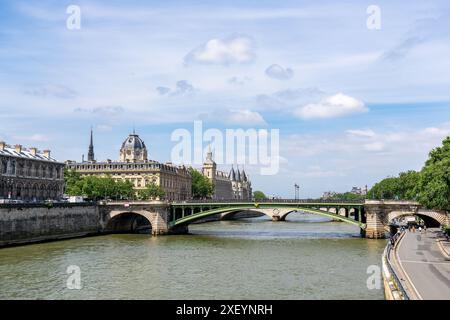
[0,214,386,300]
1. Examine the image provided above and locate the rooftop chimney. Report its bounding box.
[15,144,22,153]
[29,147,37,156]
[0,141,5,151]
[43,150,51,159]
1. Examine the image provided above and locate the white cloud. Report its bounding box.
[74,106,124,117]
[265,64,294,80]
[226,109,266,125]
[346,129,376,138]
[421,126,450,136]
[199,109,266,126]
[184,35,256,66]
[294,93,368,120]
[363,141,385,152]
[97,124,113,132]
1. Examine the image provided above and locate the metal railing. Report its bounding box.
[384,233,410,300]
[171,198,365,204]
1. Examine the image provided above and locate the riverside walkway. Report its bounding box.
[395,228,450,299]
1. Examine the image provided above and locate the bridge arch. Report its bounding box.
[387,210,448,228]
[106,210,154,233]
[171,204,365,230]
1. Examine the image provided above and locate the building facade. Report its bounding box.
[65,131,192,201]
[0,141,65,201]
[202,148,252,200]
[229,166,252,200]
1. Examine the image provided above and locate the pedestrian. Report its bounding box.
[419,226,422,233]
[424,225,427,233]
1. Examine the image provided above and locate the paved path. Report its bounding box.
[396,228,450,299]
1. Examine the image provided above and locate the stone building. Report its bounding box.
[65,130,192,201]
[229,166,252,200]
[201,148,252,200]
[0,141,65,201]
[202,148,233,200]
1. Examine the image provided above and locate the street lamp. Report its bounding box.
[294,183,300,200]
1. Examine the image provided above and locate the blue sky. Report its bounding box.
[1,0,450,197]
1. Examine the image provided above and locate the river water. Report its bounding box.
[0,214,386,300]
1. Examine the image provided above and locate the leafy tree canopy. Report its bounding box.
[137,183,166,200]
[253,190,266,200]
[64,170,134,200]
[188,168,214,199]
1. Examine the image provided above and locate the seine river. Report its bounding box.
[0,214,386,299]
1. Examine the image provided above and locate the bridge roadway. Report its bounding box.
[395,228,450,299]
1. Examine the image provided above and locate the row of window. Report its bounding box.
[70,163,186,174]
[0,158,63,179]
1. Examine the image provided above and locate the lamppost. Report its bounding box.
[294,183,300,200]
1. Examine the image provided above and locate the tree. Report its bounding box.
[188,167,214,199]
[253,191,266,201]
[328,192,366,201]
[115,180,135,200]
[64,170,134,200]
[417,137,450,210]
[367,171,420,200]
[64,169,83,195]
[137,183,166,200]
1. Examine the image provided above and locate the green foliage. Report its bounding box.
[188,167,214,199]
[64,169,83,195]
[137,183,166,200]
[64,170,134,200]
[367,171,420,200]
[253,190,266,201]
[417,137,450,210]
[443,226,450,236]
[327,192,366,201]
[366,137,450,212]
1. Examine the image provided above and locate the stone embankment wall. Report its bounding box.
[0,203,100,247]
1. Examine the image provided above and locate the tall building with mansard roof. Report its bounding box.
[65,130,191,201]
[0,141,65,201]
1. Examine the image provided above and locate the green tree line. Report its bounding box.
[367,137,450,211]
[64,169,165,201]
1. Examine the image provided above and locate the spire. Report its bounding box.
[236,165,241,181]
[204,144,215,165]
[87,127,95,161]
[228,165,236,181]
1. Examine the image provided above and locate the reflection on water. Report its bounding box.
[0,213,386,300]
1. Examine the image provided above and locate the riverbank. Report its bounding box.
[0,203,100,248]
[382,231,410,300]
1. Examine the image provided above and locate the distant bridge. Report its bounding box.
[170,199,366,229]
[98,199,450,239]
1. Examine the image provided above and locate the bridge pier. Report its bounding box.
[168,224,189,235]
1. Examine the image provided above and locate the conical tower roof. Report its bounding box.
[228,166,236,181]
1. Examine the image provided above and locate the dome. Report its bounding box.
[119,132,148,162]
[121,134,146,150]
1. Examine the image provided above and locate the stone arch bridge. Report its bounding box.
[98,200,450,239]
